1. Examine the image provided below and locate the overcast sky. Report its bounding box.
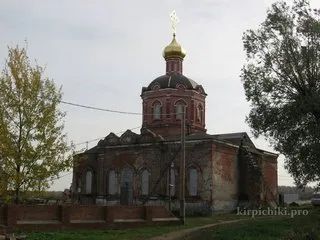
[1,0,319,191]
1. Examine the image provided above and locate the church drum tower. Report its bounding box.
[141,32,207,137]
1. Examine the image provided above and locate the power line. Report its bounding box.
[60,100,205,116]
[72,126,141,147]
[278,175,294,177]
[60,100,142,115]
[50,172,73,181]
[59,99,201,147]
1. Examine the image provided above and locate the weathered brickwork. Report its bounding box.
[72,132,278,214]
[0,205,5,225]
[72,35,278,214]
[13,205,60,221]
[141,89,206,137]
[74,138,214,203]
[261,156,278,204]
[237,144,278,208]
[0,204,177,231]
[211,143,238,211]
[69,205,105,221]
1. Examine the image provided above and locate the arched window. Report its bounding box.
[108,170,116,195]
[77,178,82,193]
[77,178,81,188]
[175,101,186,120]
[189,168,198,196]
[197,104,203,123]
[167,168,175,196]
[153,101,161,120]
[85,171,92,194]
[120,167,133,188]
[141,169,149,195]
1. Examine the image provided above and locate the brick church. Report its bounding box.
[72,30,278,214]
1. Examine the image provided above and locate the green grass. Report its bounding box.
[16,213,249,240]
[187,207,320,240]
[16,207,320,240]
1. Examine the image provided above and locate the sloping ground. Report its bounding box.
[153,207,320,240]
[150,219,252,240]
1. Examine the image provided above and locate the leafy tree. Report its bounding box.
[241,0,320,187]
[0,44,73,203]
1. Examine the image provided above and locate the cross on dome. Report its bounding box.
[170,10,179,36]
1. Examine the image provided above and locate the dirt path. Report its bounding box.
[150,218,251,240]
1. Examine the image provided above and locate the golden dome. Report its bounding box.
[163,34,186,59]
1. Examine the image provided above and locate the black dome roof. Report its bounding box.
[143,74,206,94]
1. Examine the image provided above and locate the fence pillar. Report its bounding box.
[61,205,71,227]
[145,206,153,224]
[106,206,114,223]
[6,205,17,228]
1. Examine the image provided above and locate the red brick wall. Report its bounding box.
[0,205,5,224]
[151,205,175,218]
[70,205,105,221]
[109,206,144,219]
[13,205,60,221]
[0,204,177,232]
[212,143,239,208]
[262,157,278,203]
[213,144,238,182]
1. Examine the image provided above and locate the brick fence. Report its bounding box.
[0,204,179,232]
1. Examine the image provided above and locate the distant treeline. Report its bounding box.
[278,186,316,200]
[0,190,64,204]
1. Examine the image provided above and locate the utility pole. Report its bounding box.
[169,163,172,211]
[180,106,186,224]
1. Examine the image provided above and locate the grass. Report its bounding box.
[16,213,249,240]
[186,207,320,240]
[16,206,319,240]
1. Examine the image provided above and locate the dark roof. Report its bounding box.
[164,132,213,142]
[164,132,264,153]
[76,130,277,157]
[256,148,279,157]
[86,146,98,154]
[212,132,255,148]
[143,74,206,94]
